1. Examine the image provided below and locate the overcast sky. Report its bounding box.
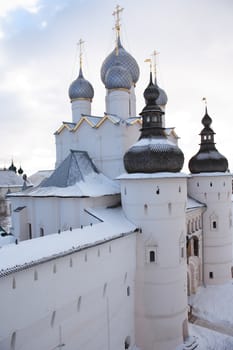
[0,0,233,175]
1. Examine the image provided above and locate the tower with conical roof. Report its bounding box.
[119,74,188,350]
[188,106,232,285]
[100,5,139,119]
[68,39,94,123]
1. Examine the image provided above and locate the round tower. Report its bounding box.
[188,107,232,285]
[119,74,188,350]
[68,40,94,123]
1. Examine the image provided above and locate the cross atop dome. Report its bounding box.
[77,38,85,69]
[152,50,160,80]
[112,5,124,39]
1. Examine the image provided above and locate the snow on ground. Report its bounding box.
[189,324,233,350]
[189,282,233,326]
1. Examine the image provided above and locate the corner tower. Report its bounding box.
[188,106,232,285]
[119,74,188,350]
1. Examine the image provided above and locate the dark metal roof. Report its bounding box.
[41,150,99,188]
[124,74,184,173]
[189,108,228,173]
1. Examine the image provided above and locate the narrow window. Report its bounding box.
[149,250,155,262]
[77,296,82,312]
[11,332,16,350]
[40,227,44,237]
[103,283,107,297]
[34,270,38,281]
[156,186,160,195]
[28,223,32,239]
[213,221,217,229]
[209,272,213,279]
[127,286,130,296]
[12,277,16,289]
[69,258,73,268]
[51,311,56,327]
[53,264,57,274]
[125,336,131,349]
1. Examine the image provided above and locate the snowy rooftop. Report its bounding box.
[186,196,205,212]
[9,150,120,198]
[0,207,137,276]
[29,170,53,187]
[118,172,187,180]
[0,170,24,187]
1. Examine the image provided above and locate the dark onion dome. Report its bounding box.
[105,62,132,90]
[8,161,17,173]
[155,77,168,106]
[68,67,94,101]
[101,37,139,86]
[188,107,228,173]
[124,73,184,173]
[18,166,23,175]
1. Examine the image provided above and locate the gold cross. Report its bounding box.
[77,38,85,68]
[112,5,124,38]
[144,58,152,73]
[152,50,160,79]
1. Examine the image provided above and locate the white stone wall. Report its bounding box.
[10,194,120,241]
[71,99,91,123]
[120,174,188,350]
[55,121,140,179]
[188,173,233,285]
[0,233,136,350]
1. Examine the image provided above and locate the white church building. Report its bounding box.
[0,6,232,350]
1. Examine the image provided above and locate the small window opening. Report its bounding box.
[103,283,107,297]
[11,332,16,350]
[210,182,212,187]
[12,277,16,289]
[209,272,214,279]
[40,227,44,237]
[53,264,57,274]
[125,336,131,349]
[28,223,32,239]
[127,286,130,296]
[156,186,160,195]
[69,258,73,267]
[34,270,38,281]
[77,296,82,312]
[51,311,56,327]
[149,250,155,262]
[213,221,217,229]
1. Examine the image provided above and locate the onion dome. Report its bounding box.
[155,78,168,106]
[124,73,184,173]
[8,161,16,173]
[101,37,139,87]
[68,68,94,101]
[18,166,23,175]
[105,62,132,90]
[189,108,228,173]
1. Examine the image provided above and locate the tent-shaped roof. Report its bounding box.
[9,150,120,198]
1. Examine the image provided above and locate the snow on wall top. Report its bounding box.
[0,207,137,276]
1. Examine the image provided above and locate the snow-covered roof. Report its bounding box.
[0,170,24,187]
[118,172,187,180]
[186,196,205,212]
[8,150,120,198]
[29,170,53,187]
[0,207,137,276]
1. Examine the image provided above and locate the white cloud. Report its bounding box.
[0,0,41,17]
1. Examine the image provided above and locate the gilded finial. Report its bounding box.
[78,38,85,69]
[152,50,160,80]
[112,5,124,55]
[202,97,207,106]
[144,58,152,73]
